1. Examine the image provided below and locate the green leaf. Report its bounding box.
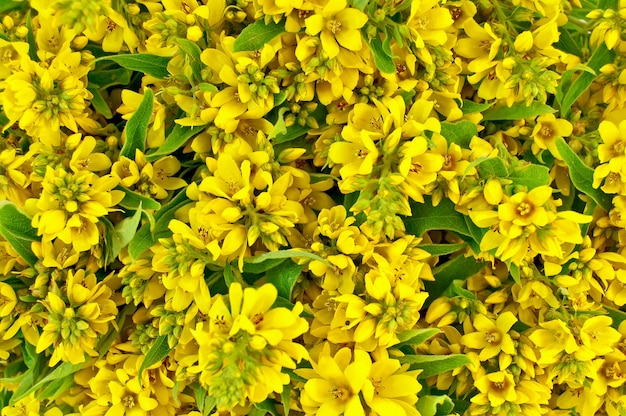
[253,399,280,416]
[440,120,477,148]
[146,124,206,161]
[481,101,555,121]
[510,262,521,285]
[39,375,74,401]
[460,99,494,114]
[404,197,471,238]
[281,384,291,416]
[25,11,37,62]
[128,190,190,260]
[224,262,236,286]
[116,186,161,211]
[0,201,40,266]
[555,137,612,211]
[233,20,285,52]
[246,249,329,266]
[555,26,584,58]
[348,0,369,10]
[424,255,486,305]
[417,243,466,256]
[0,0,25,14]
[120,88,153,158]
[243,258,287,274]
[138,336,174,385]
[110,204,143,259]
[397,328,441,347]
[176,38,203,80]
[604,306,626,329]
[478,157,508,178]
[558,44,614,117]
[269,107,290,140]
[87,86,113,119]
[88,67,132,89]
[507,163,551,190]
[397,354,471,378]
[267,260,305,300]
[10,361,83,404]
[368,31,396,74]
[94,54,171,79]
[416,395,456,416]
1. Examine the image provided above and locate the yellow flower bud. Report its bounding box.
[2,15,14,30]
[484,179,503,205]
[514,31,533,53]
[187,25,204,42]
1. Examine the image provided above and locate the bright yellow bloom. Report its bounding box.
[304,0,368,59]
[36,269,117,366]
[298,343,371,416]
[472,371,517,407]
[531,113,573,158]
[529,319,578,365]
[460,312,517,360]
[362,351,422,416]
[0,51,93,146]
[192,283,308,411]
[32,167,123,252]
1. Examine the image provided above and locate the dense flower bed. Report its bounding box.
[0,0,626,414]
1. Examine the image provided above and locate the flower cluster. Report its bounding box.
[0,0,626,415]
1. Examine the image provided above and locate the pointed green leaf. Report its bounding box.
[397,354,471,378]
[481,101,555,121]
[120,88,153,158]
[424,255,486,305]
[461,99,494,114]
[404,197,471,238]
[116,186,161,211]
[233,20,285,52]
[507,163,550,190]
[87,85,113,119]
[368,31,396,74]
[110,204,143,259]
[246,249,328,265]
[555,137,612,211]
[558,44,614,117]
[138,336,174,385]
[267,260,305,300]
[416,395,455,416]
[397,328,441,347]
[417,243,466,256]
[0,201,40,266]
[94,54,171,78]
[146,124,206,161]
[440,120,478,148]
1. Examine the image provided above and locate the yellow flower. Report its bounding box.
[84,9,141,52]
[192,283,308,410]
[362,352,422,416]
[328,130,379,179]
[0,51,93,145]
[531,113,573,158]
[1,393,63,416]
[298,343,371,416]
[472,371,517,407]
[498,186,553,227]
[103,367,160,416]
[304,0,368,59]
[598,120,626,163]
[529,319,578,365]
[36,269,117,366]
[32,167,123,252]
[460,312,517,360]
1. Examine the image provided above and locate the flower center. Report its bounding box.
[122,395,136,408]
[328,20,342,34]
[516,202,532,217]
